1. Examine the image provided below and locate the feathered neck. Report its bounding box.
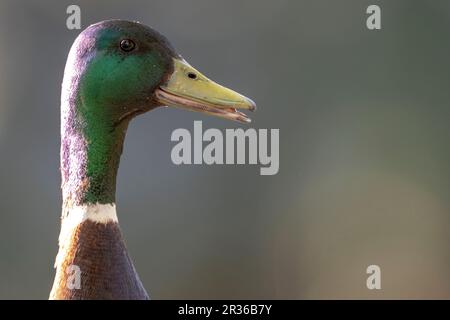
[50,57,149,299]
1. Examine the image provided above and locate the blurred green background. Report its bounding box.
[0,0,449,299]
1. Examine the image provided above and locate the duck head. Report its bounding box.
[61,19,256,206]
[66,19,255,128]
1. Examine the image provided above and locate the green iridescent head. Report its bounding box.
[61,20,256,205]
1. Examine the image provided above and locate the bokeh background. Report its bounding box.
[0,0,449,299]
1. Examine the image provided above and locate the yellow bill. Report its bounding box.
[155,58,256,123]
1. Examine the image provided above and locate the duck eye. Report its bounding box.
[120,39,135,52]
[187,72,197,79]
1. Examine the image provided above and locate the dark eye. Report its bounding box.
[120,39,135,52]
[187,72,197,79]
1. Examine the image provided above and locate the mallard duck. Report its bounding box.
[49,20,256,300]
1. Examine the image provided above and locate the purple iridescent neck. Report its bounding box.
[59,36,129,208]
